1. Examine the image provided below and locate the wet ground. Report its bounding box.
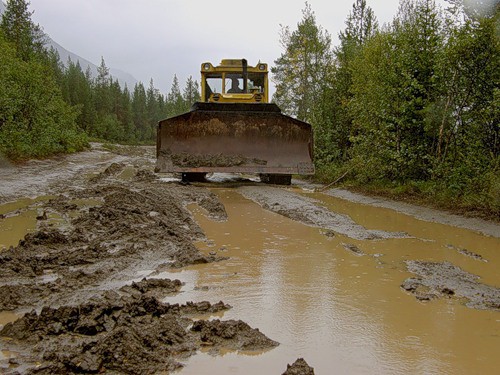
[0,143,499,374]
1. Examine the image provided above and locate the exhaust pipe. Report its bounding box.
[242,59,248,93]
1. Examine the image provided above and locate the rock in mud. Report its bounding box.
[342,242,365,256]
[445,244,488,262]
[282,358,315,375]
[402,261,500,310]
[119,277,183,298]
[191,319,279,352]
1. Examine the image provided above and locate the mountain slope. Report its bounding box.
[0,1,138,89]
[47,38,138,89]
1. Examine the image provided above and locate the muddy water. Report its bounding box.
[0,311,19,363]
[0,198,47,250]
[165,188,499,375]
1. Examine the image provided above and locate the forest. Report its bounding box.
[0,0,200,159]
[273,0,499,217]
[0,0,498,217]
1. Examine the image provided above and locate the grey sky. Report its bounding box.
[28,0,448,94]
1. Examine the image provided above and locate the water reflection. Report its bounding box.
[162,189,498,374]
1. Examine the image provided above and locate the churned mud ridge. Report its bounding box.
[0,158,285,374]
[238,186,409,240]
[0,287,277,375]
[0,143,155,205]
[191,319,279,353]
[401,261,500,310]
[282,358,315,375]
[0,165,228,312]
[119,277,183,299]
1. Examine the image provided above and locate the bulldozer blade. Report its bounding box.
[156,102,314,175]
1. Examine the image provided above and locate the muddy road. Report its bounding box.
[0,144,499,374]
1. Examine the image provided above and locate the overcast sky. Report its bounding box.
[28,0,448,94]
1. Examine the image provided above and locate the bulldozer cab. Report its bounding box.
[201,59,269,103]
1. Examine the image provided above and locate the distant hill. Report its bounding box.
[0,1,138,89]
[47,38,138,89]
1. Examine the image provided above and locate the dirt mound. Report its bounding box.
[133,168,156,182]
[282,358,315,375]
[0,179,228,311]
[89,162,126,183]
[1,288,252,374]
[191,319,279,352]
[402,261,500,310]
[119,277,183,297]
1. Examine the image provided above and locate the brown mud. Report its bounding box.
[238,186,410,240]
[1,289,275,374]
[0,166,228,313]
[282,358,315,375]
[1,143,499,374]
[402,260,500,310]
[170,151,267,168]
[0,145,277,374]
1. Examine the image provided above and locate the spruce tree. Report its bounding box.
[271,2,333,123]
[0,0,46,61]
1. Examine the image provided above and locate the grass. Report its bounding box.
[313,166,500,223]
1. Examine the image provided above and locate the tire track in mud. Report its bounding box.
[0,158,282,374]
[324,188,500,238]
[238,186,410,240]
[0,144,133,204]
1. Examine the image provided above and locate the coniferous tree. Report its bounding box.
[146,78,161,141]
[132,82,148,141]
[183,75,201,111]
[0,0,46,61]
[166,75,185,117]
[272,2,333,123]
[120,85,135,142]
[314,0,378,167]
[0,29,87,159]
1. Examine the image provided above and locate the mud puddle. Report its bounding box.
[324,188,500,238]
[1,145,499,374]
[161,187,500,375]
[0,147,282,374]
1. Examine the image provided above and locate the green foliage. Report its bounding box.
[0,0,46,61]
[0,0,202,160]
[183,76,201,110]
[271,2,333,123]
[276,0,499,217]
[0,29,87,159]
[312,0,378,167]
[348,0,445,182]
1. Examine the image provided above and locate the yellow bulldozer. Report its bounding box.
[155,59,314,184]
